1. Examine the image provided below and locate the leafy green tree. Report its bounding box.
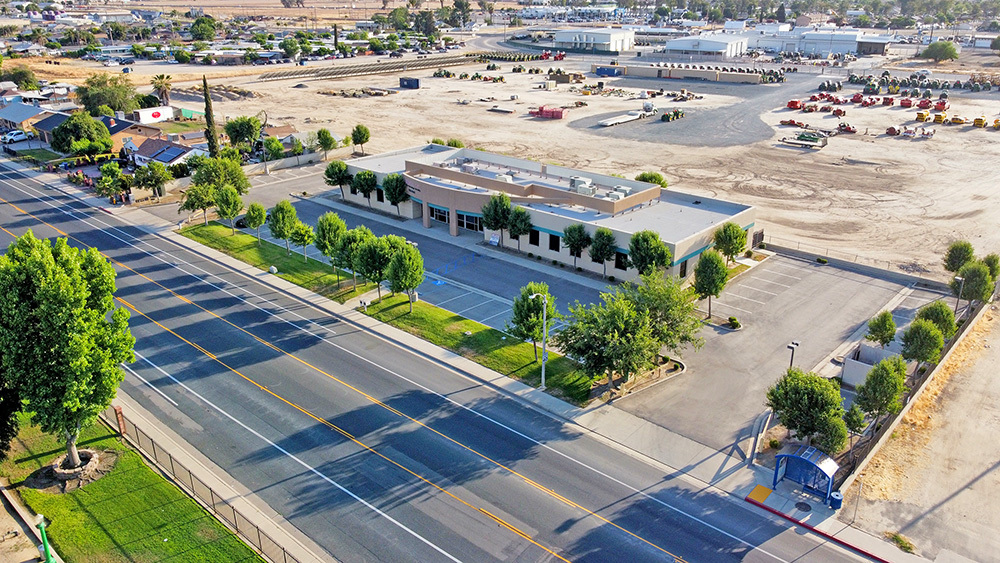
[446,138,464,147]
[174,50,191,64]
[713,222,747,265]
[244,202,267,245]
[336,226,375,289]
[382,173,409,215]
[95,104,114,117]
[563,224,592,268]
[316,128,336,159]
[351,123,371,154]
[628,230,671,275]
[289,221,315,262]
[52,112,112,155]
[589,227,617,278]
[634,171,667,188]
[992,36,1000,52]
[952,260,995,304]
[314,212,347,282]
[76,73,139,115]
[901,318,944,366]
[214,184,243,234]
[865,310,896,348]
[178,183,215,225]
[944,240,975,272]
[150,73,172,105]
[0,65,38,89]
[190,16,216,41]
[95,161,128,202]
[324,160,352,199]
[814,414,848,455]
[915,301,956,340]
[268,200,298,255]
[855,355,908,426]
[388,244,425,312]
[506,282,558,362]
[766,367,845,448]
[618,271,704,357]
[202,76,219,158]
[693,250,727,318]
[352,170,378,207]
[0,232,134,468]
[844,404,866,459]
[192,157,250,194]
[920,41,959,62]
[354,237,393,301]
[388,6,410,29]
[481,193,513,246]
[982,253,1000,280]
[133,161,172,198]
[556,292,658,389]
[452,0,472,25]
[776,2,786,22]
[264,136,285,161]
[279,37,300,57]
[224,116,262,147]
[508,207,532,251]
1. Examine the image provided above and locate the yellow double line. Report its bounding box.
[0,194,688,563]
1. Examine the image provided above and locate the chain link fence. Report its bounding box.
[100,407,302,563]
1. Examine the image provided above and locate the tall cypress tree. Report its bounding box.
[202,75,219,158]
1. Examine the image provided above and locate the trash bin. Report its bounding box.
[829,492,843,510]
[410,291,419,303]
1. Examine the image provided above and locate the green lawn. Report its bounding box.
[180,222,372,304]
[181,223,593,403]
[0,415,262,562]
[367,294,592,404]
[157,120,209,135]
[16,148,61,162]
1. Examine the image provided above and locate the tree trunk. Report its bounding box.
[395,204,400,216]
[302,244,307,261]
[230,218,236,235]
[517,239,521,251]
[532,339,538,362]
[65,424,81,469]
[408,290,413,313]
[376,282,382,301]
[285,239,291,255]
[367,195,372,208]
[339,185,345,199]
[256,227,261,245]
[708,295,712,319]
[203,209,208,225]
[573,253,577,267]
[352,271,357,289]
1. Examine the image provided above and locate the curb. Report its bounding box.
[744,496,889,563]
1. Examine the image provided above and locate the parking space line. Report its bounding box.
[739,285,777,296]
[480,310,510,323]
[433,292,472,306]
[726,293,765,305]
[710,301,754,315]
[762,269,802,280]
[751,277,792,288]
[455,301,492,315]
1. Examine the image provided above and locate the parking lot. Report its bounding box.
[614,253,949,455]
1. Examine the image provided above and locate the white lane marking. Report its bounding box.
[434,292,472,307]
[132,351,463,562]
[762,269,802,280]
[455,301,491,315]
[707,301,754,315]
[726,293,766,305]
[123,363,178,406]
[1,166,792,562]
[738,285,777,296]
[751,277,792,288]
[478,309,511,323]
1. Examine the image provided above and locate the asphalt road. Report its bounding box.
[0,160,867,562]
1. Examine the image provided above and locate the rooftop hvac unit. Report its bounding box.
[432,161,446,167]
[505,170,518,178]
[607,192,623,201]
[577,184,597,196]
[613,185,632,195]
[495,174,513,183]
[461,163,477,174]
[569,176,592,189]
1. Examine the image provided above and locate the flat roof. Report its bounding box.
[527,190,750,242]
[347,144,460,174]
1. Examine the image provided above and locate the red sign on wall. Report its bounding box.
[151,111,161,118]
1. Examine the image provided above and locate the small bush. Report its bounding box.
[769,438,781,450]
[576,267,582,272]
[744,250,753,258]
[729,316,741,329]
[887,532,915,553]
[758,242,767,250]
[552,259,558,265]
[536,255,542,260]
[817,257,828,264]
[527,252,533,258]
[608,276,616,282]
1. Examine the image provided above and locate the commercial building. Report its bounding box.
[343,145,754,280]
[660,34,748,57]
[553,28,635,53]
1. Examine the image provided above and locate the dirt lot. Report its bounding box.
[24,42,1000,280]
[839,308,1000,561]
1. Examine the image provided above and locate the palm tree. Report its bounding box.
[150,74,172,106]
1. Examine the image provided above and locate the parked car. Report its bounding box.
[2,130,35,143]
[103,60,119,66]
[121,67,132,73]
[118,57,135,64]
[389,50,403,58]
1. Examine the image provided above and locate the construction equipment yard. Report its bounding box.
[148,50,1000,280]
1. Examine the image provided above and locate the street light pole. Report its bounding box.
[529,292,548,391]
[954,275,965,315]
[787,340,799,369]
[35,514,54,563]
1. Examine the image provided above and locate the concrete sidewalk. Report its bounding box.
[8,158,926,563]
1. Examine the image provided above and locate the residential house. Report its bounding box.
[0,102,50,131]
[32,111,72,145]
[132,138,203,167]
[96,115,162,152]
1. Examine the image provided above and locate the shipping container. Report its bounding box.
[399,77,421,89]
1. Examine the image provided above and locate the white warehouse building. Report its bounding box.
[553,27,635,52]
[660,34,748,57]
